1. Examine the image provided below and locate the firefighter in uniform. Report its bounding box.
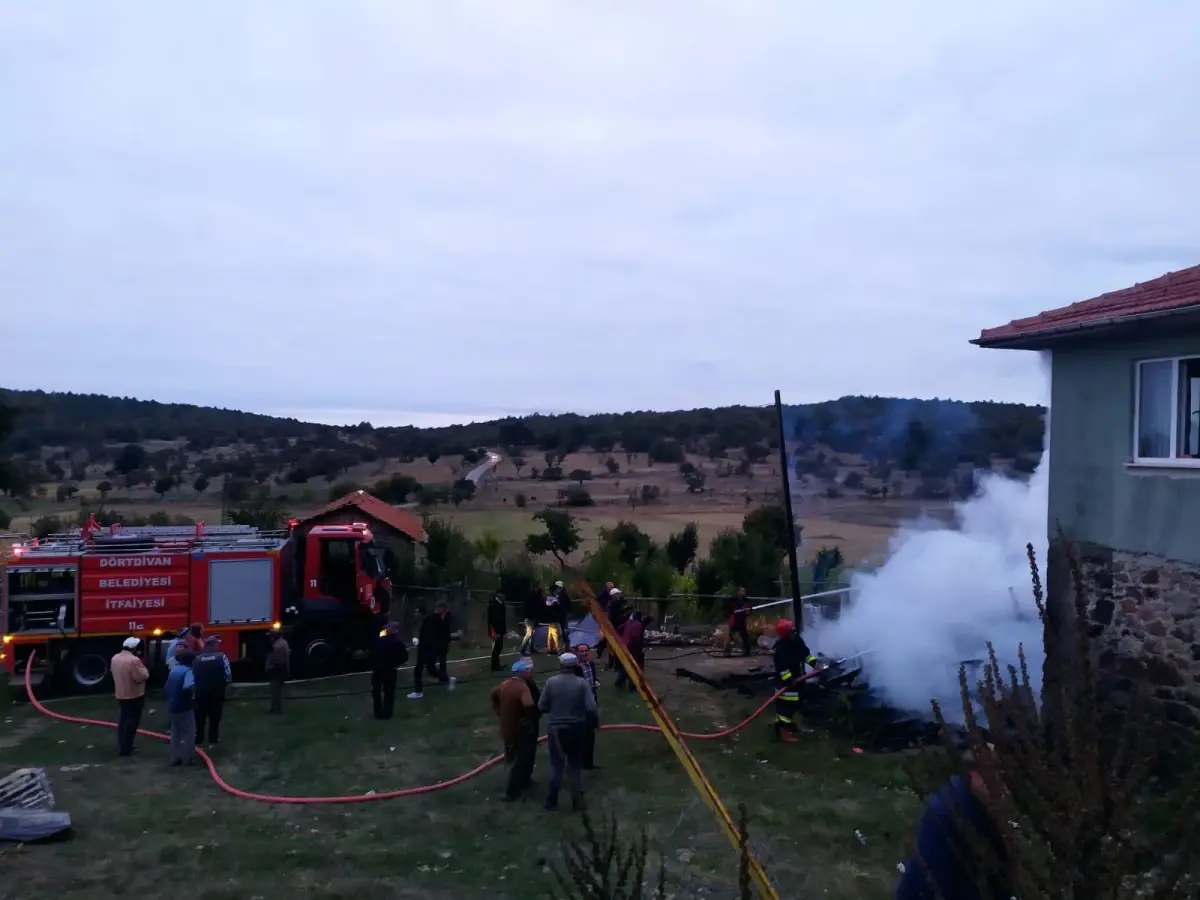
[772,619,819,743]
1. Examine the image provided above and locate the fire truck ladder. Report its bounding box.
[27,524,290,554]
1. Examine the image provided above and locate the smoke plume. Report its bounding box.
[811,455,1048,723]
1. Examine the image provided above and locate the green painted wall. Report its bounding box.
[1048,331,1200,565]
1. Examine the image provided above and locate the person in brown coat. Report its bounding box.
[491,657,540,801]
[265,632,290,714]
[110,637,150,757]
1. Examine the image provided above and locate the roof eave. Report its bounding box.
[974,303,1200,351]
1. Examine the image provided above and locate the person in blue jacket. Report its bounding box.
[164,651,197,766]
[896,747,1010,900]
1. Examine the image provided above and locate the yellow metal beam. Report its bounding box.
[584,589,780,900]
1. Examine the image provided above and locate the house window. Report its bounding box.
[1134,356,1200,462]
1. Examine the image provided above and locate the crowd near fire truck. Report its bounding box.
[2,515,395,693]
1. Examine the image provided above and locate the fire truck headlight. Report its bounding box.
[1,635,12,644]
[152,628,163,637]
[271,622,282,631]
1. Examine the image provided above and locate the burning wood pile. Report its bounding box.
[674,653,943,754]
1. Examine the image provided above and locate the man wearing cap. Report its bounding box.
[110,637,150,757]
[370,621,409,719]
[491,657,540,801]
[192,635,232,746]
[537,652,597,812]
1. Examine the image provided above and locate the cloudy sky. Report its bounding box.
[3,2,1199,426]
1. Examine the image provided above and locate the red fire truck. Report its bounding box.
[1,517,394,693]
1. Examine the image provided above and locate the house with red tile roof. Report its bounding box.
[976,265,1200,720]
[297,489,425,544]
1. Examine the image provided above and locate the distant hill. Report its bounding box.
[0,388,1044,496]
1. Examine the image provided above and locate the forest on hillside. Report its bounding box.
[0,389,1044,517]
[1,388,1043,461]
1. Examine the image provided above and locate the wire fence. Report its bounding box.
[388,583,855,641]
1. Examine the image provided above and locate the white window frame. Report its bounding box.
[1131,354,1200,467]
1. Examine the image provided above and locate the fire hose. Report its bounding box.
[21,651,816,806]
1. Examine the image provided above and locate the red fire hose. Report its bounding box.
[22,652,803,805]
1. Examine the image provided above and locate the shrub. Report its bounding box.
[926,540,1200,899]
[560,486,594,508]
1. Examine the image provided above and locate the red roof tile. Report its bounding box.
[299,490,425,542]
[975,264,1200,346]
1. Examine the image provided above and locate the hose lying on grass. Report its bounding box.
[23,651,811,806]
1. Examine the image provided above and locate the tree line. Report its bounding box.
[0,389,1045,509]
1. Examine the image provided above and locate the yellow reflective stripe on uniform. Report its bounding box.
[776,714,793,723]
[780,669,793,680]
[806,656,817,665]
[781,692,799,701]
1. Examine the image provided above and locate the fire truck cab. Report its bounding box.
[2,518,392,693]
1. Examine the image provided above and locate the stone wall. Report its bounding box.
[1070,542,1200,730]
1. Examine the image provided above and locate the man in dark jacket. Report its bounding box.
[772,619,818,743]
[409,600,459,699]
[192,635,232,746]
[573,644,600,769]
[265,632,290,714]
[613,611,645,691]
[896,749,1010,899]
[542,581,569,651]
[521,583,543,654]
[726,587,753,657]
[604,588,627,670]
[488,590,507,671]
[371,621,409,719]
[164,650,197,765]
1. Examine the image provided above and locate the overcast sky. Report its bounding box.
[3,2,1199,426]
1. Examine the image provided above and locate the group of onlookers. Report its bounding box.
[109,624,290,764]
[490,646,601,810]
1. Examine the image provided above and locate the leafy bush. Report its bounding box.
[928,540,1200,898]
[560,486,595,507]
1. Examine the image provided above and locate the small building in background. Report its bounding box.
[295,489,425,576]
[976,264,1200,727]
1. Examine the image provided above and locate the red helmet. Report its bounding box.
[775,619,794,638]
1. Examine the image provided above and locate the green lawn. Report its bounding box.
[0,650,921,899]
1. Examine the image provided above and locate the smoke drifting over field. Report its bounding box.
[812,456,1049,723]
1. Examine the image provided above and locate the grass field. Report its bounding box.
[0,647,921,899]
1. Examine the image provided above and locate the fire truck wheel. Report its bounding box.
[298,633,344,678]
[65,643,114,693]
